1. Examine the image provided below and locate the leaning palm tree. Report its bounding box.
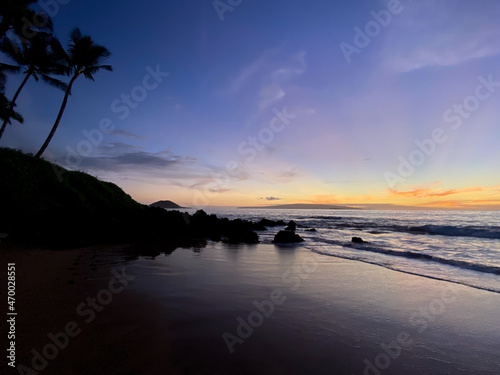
[0,33,67,140]
[35,28,112,158]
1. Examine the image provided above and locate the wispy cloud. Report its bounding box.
[111,129,145,140]
[258,196,282,201]
[388,186,484,198]
[257,50,307,112]
[56,142,205,184]
[382,0,500,72]
[258,84,286,111]
[227,54,267,95]
[274,167,301,183]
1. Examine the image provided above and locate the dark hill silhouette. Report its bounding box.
[0,148,259,251]
[150,200,186,209]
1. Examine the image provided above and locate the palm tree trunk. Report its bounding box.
[0,70,32,140]
[35,73,78,158]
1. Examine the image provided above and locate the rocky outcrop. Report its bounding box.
[285,221,297,231]
[258,219,286,227]
[273,230,304,243]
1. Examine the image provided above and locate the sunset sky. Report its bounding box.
[2,0,500,209]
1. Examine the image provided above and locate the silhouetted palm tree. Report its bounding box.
[0,92,23,125]
[36,28,112,158]
[0,63,22,123]
[0,33,67,140]
[0,62,20,88]
[0,0,53,45]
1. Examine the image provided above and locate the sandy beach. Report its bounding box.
[2,243,499,374]
[0,246,178,374]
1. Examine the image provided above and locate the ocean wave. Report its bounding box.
[326,222,500,240]
[308,245,500,294]
[307,236,500,276]
[403,225,500,239]
[342,242,500,275]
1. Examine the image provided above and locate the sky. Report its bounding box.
[1,0,500,209]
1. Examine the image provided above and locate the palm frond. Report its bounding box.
[40,74,68,91]
[0,62,21,75]
[0,92,23,124]
[0,37,25,65]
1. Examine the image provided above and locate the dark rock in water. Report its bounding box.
[274,230,304,243]
[258,218,286,227]
[223,230,259,244]
[252,223,268,231]
[352,237,364,243]
[305,228,317,232]
[189,210,260,244]
[285,220,297,231]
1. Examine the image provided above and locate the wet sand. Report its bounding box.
[1,243,500,374]
[0,246,177,375]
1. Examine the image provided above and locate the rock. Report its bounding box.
[352,237,364,243]
[251,223,268,231]
[305,228,317,232]
[223,230,259,244]
[258,219,286,227]
[273,230,304,243]
[285,220,297,231]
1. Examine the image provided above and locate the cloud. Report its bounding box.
[382,0,500,72]
[259,196,282,201]
[257,50,307,112]
[388,186,484,198]
[275,167,301,183]
[258,84,286,111]
[208,187,231,193]
[271,50,307,80]
[228,54,267,95]
[55,142,205,183]
[110,129,145,140]
[76,150,196,175]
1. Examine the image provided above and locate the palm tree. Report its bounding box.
[0,33,67,140]
[0,0,53,45]
[0,61,20,88]
[0,92,23,125]
[0,63,23,124]
[35,28,112,158]
[1,68,22,125]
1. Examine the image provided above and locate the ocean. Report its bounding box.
[183,209,500,294]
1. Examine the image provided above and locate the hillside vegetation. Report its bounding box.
[0,148,260,249]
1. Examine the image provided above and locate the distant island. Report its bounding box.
[238,203,361,210]
[149,200,188,209]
